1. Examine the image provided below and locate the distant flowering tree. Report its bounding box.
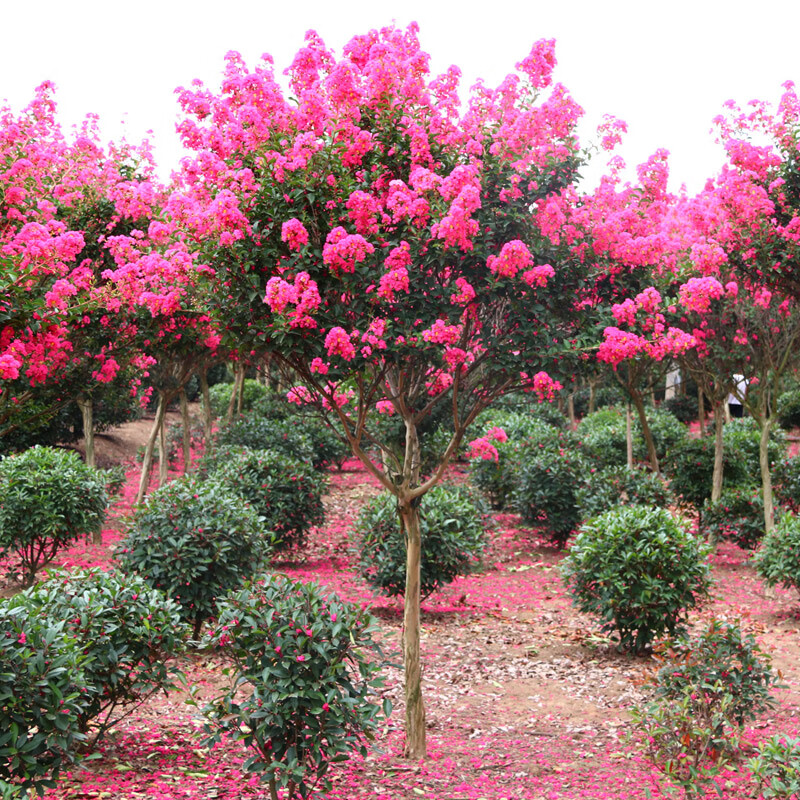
[174,25,591,757]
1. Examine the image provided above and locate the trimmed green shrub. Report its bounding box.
[723,417,786,478]
[561,505,712,652]
[208,379,269,418]
[203,575,390,800]
[572,384,624,418]
[662,393,699,424]
[777,386,800,430]
[753,513,800,598]
[632,406,688,463]
[0,605,89,796]
[215,416,315,466]
[654,619,781,728]
[702,487,770,550]
[7,569,188,744]
[576,465,672,520]
[774,455,800,512]
[0,447,108,586]
[576,407,627,468]
[512,445,587,546]
[748,736,800,798]
[117,476,272,637]
[355,483,489,599]
[208,446,326,551]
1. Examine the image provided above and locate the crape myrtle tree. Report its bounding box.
[173,25,593,757]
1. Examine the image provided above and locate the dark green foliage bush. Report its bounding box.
[0,447,108,586]
[0,605,88,796]
[777,386,800,430]
[773,456,800,512]
[468,412,565,510]
[215,416,315,466]
[355,483,489,599]
[572,384,624,418]
[632,406,688,462]
[662,393,699,424]
[753,513,800,597]
[512,445,586,546]
[663,437,751,511]
[748,736,800,799]
[702,487,769,550]
[117,476,271,637]
[655,619,781,729]
[575,465,672,520]
[208,379,269,418]
[208,446,326,551]
[576,407,627,468]
[561,505,712,652]
[203,575,390,800]
[7,569,188,744]
[723,417,786,478]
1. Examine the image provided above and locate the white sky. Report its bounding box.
[2,0,799,194]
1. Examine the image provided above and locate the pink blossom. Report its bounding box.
[466,437,499,462]
[324,326,356,360]
[521,263,554,288]
[678,276,725,314]
[450,277,476,306]
[487,240,534,279]
[281,218,310,251]
[322,227,375,274]
[422,319,462,346]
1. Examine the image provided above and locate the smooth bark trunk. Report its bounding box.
[77,395,95,470]
[158,405,168,487]
[200,369,213,449]
[567,393,576,430]
[180,389,192,474]
[711,403,725,504]
[698,386,706,436]
[631,390,660,474]
[588,379,596,415]
[225,365,244,425]
[136,393,167,505]
[625,401,633,470]
[758,417,776,534]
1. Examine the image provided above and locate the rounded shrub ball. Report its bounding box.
[576,464,673,520]
[355,483,489,599]
[561,505,712,653]
[753,513,800,597]
[207,445,326,551]
[117,476,271,637]
[214,415,316,466]
[0,445,108,586]
[702,486,769,550]
[7,568,189,741]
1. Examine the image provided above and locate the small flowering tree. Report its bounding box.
[175,25,590,757]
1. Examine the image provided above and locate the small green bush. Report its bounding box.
[561,505,712,653]
[777,386,800,430]
[355,483,489,599]
[576,407,627,468]
[774,456,800,512]
[723,417,786,479]
[208,379,269,418]
[7,569,188,744]
[702,487,769,550]
[117,476,272,637]
[512,445,586,546]
[0,604,89,796]
[203,575,390,800]
[214,416,315,466]
[632,406,688,463]
[208,446,326,551]
[753,513,800,598]
[572,384,624,418]
[654,619,781,728]
[748,736,800,798]
[662,393,699,424]
[0,447,108,586]
[576,465,672,520]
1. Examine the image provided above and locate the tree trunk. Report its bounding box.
[588,378,596,415]
[711,403,725,504]
[226,364,244,425]
[180,389,192,474]
[158,405,169,487]
[77,395,95,470]
[399,498,426,759]
[136,392,167,505]
[698,385,706,436]
[631,390,660,474]
[758,416,776,534]
[625,400,634,470]
[567,393,576,430]
[200,368,213,449]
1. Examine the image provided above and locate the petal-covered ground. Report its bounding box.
[9,446,799,800]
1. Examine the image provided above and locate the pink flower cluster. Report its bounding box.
[466,436,500,463]
[679,276,725,314]
[322,227,375,274]
[521,370,563,402]
[450,277,476,306]
[324,326,356,360]
[521,263,554,288]
[487,240,533,279]
[263,271,321,328]
[281,218,310,251]
[422,319,463,346]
